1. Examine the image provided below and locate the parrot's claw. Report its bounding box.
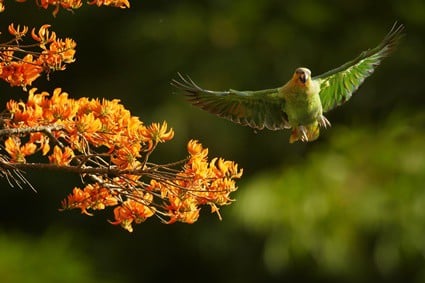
[318,115,331,128]
[298,126,309,142]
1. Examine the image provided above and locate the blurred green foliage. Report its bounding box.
[0,231,115,283]
[234,113,425,282]
[0,0,424,282]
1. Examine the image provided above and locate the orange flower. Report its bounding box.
[61,187,92,215]
[75,112,102,134]
[88,0,130,8]
[0,48,14,63]
[111,206,134,232]
[140,121,174,146]
[110,192,155,232]
[8,23,28,39]
[210,157,243,179]
[4,137,36,163]
[29,132,51,155]
[44,0,83,11]
[27,88,49,107]
[0,55,43,88]
[166,196,200,224]
[187,139,206,156]
[39,37,76,70]
[31,25,56,47]
[45,88,78,121]
[88,186,119,210]
[61,184,118,215]
[111,147,142,170]
[48,145,75,165]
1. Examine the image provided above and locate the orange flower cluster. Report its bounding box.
[0,0,130,16]
[0,24,76,89]
[5,88,171,167]
[3,88,243,232]
[62,184,119,216]
[62,140,242,232]
[168,140,243,223]
[4,136,37,163]
[88,0,130,9]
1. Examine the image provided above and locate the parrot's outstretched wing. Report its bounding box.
[171,73,289,130]
[314,23,404,113]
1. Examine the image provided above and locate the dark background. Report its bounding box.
[0,0,424,282]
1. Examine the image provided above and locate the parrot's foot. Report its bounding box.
[289,127,307,143]
[298,125,309,142]
[289,124,320,143]
[318,115,331,128]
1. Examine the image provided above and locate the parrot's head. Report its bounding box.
[293,67,311,85]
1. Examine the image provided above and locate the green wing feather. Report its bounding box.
[314,23,404,113]
[171,73,289,130]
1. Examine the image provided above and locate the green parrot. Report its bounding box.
[172,23,404,143]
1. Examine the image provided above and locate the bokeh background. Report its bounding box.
[0,0,424,282]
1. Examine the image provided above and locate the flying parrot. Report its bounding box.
[171,23,404,143]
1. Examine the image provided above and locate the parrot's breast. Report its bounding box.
[283,83,323,126]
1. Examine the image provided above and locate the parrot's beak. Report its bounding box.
[299,73,308,84]
[294,67,311,84]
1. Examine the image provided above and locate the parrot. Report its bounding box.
[171,23,404,143]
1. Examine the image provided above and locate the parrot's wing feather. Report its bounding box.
[313,23,404,113]
[171,73,289,130]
